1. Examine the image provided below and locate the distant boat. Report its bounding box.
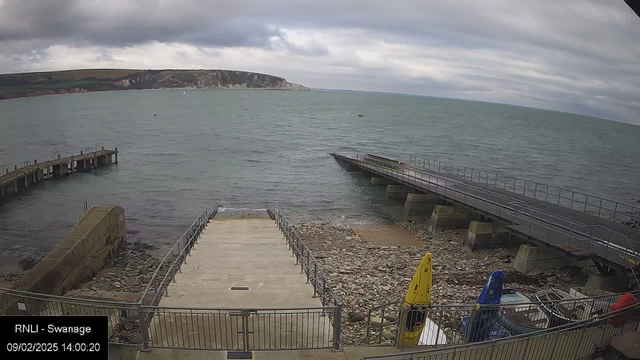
[183,91,186,95]
[498,289,549,334]
[534,288,581,326]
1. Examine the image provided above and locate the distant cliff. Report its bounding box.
[0,69,310,100]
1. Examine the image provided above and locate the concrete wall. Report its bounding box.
[404,193,443,216]
[512,244,588,274]
[1,205,125,314]
[464,221,525,251]
[385,185,415,200]
[429,205,482,233]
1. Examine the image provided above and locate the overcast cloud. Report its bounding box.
[0,0,639,123]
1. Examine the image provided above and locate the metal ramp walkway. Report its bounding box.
[331,153,640,288]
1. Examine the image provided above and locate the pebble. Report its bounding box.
[296,220,594,346]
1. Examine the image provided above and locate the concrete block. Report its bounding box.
[428,206,482,233]
[385,185,414,201]
[371,177,395,185]
[464,221,517,251]
[584,275,629,292]
[512,244,587,273]
[432,205,472,217]
[403,193,443,216]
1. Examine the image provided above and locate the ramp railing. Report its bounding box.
[267,203,343,350]
[140,203,219,307]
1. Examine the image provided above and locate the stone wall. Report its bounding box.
[1,205,125,314]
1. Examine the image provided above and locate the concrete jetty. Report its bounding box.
[0,147,118,203]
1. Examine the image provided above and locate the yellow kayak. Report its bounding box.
[402,252,432,346]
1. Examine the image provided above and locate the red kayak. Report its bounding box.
[610,293,638,328]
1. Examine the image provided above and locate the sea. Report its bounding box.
[1,89,639,270]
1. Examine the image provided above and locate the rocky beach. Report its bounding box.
[297,219,595,345]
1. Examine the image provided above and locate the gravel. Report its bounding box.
[297,220,594,345]
[78,241,174,295]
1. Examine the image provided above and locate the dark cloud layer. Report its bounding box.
[0,0,639,123]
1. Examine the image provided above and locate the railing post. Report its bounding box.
[138,306,150,351]
[546,185,549,202]
[306,250,310,283]
[312,263,318,297]
[333,304,342,351]
[242,309,250,353]
[598,198,603,217]
[300,241,304,274]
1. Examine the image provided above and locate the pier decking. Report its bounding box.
[0,147,118,202]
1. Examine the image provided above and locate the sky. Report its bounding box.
[0,1,639,124]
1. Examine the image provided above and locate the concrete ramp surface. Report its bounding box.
[159,218,321,308]
[149,217,332,350]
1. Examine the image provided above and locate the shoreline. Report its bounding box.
[0,86,312,102]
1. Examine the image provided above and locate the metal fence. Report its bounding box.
[354,154,640,285]
[268,204,342,308]
[0,287,142,345]
[364,302,640,360]
[410,156,640,225]
[268,203,343,350]
[0,202,343,352]
[140,203,218,306]
[367,290,640,349]
[142,305,337,351]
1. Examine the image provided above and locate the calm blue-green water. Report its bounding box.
[1,89,640,268]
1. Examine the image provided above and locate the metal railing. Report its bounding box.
[268,203,343,350]
[364,302,640,360]
[142,305,337,351]
[1,202,343,352]
[367,290,640,348]
[140,203,218,306]
[1,147,113,181]
[353,155,640,280]
[410,156,640,224]
[0,287,141,345]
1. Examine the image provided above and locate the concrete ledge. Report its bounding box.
[385,185,414,201]
[215,208,271,219]
[371,177,395,185]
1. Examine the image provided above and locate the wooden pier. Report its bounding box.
[0,147,118,202]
